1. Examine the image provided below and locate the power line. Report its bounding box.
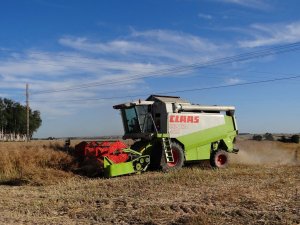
[30,41,300,95]
[29,74,300,103]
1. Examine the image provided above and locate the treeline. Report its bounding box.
[0,98,42,137]
[253,133,300,143]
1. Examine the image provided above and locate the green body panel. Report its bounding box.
[122,148,142,155]
[155,133,170,138]
[104,159,136,177]
[103,154,150,178]
[175,116,237,161]
[184,143,211,160]
[128,115,237,162]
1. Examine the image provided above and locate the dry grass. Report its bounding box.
[0,141,77,185]
[0,139,299,224]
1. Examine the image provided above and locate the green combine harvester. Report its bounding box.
[75,95,239,177]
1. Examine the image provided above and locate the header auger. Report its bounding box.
[75,95,239,177]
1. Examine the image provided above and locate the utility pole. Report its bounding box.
[26,83,30,142]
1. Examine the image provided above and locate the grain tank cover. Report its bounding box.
[113,100,154,109]
[146,95,189,104]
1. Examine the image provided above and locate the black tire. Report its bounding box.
[148,141,163,170]
[210,150,229,169]
[160,142,184,172]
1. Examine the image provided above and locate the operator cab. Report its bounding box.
[113,100,156,140]
[113,95,190,140]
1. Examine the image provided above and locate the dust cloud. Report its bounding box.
[230,140,299,166]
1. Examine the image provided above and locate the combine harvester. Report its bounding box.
[75,95,239,177]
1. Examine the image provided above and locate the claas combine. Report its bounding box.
[75,95,239,177]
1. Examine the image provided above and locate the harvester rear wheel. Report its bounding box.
[161,142,184,172]
[210,150,229,169]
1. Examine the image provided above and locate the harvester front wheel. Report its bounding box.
[161,142,184,172]
[210,150,229,169]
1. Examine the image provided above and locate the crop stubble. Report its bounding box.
[0,139,299,224]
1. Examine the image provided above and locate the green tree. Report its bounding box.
[29,110,42,137]
[0,97,42,136]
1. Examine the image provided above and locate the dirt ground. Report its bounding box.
[0,139,299,224]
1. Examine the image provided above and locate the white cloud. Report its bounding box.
[129,29,227,63]
[131,29,217,50]
[0,51,158,89]
[0,51,155,117]
[0,29,234,119]
[59,37,155,55]
[198,13,213,20]
[239,21,300,48]
[225,77,243,85]
[0,93,9,98]
[218,0,270,10]
[59,29,229,65]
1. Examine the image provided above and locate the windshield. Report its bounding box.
[122,105,154,134]
[123,107,140,133]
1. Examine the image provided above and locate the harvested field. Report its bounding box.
[0,139,299,224]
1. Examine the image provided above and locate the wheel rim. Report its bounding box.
[216,154,227,166]
[167,148,179,167]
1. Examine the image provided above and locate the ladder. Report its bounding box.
[161,137,174,163]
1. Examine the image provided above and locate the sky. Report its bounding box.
[0,0,300,138]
